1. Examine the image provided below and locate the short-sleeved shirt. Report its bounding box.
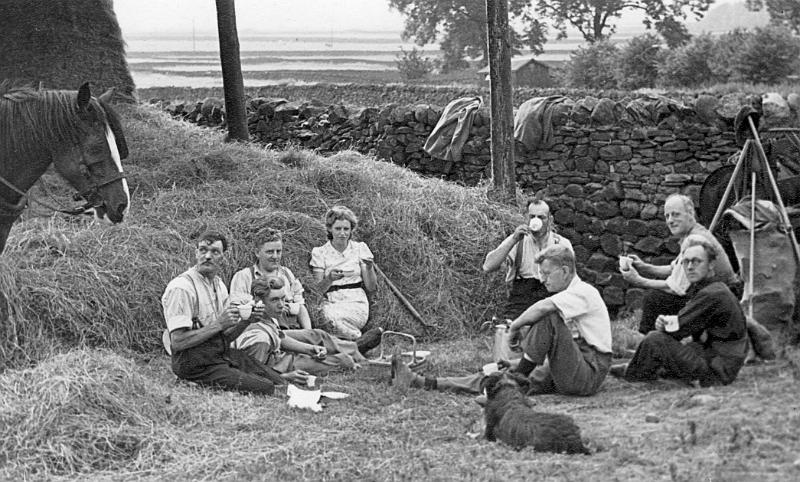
[548,275,612,354]
[229,264,306,309]
[309,240,374,289]
[665,224,737,296]
[505,232,573,283]
[162,267,229,333]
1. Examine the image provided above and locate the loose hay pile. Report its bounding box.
[0,104,520,369]
[0,349,186,477]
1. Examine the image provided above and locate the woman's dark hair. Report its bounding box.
[324,205,358,241]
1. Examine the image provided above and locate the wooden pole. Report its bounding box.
[215,0,249,142]
[486,0,515,201]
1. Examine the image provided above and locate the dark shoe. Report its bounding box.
[609,363,629,379]
[356,327,383,355]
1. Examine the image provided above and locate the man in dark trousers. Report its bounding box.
[612,236,748,386]
[483,197,572,320]
[620,193,737,334]
[162,231,308,395]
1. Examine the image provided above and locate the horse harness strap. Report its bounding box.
[0,172,95,216]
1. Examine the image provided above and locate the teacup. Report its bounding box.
[664,316,679,332]
[529,217,543,232]
[306,375,317,388]
[238,303,253,320]
[619,256,632,271]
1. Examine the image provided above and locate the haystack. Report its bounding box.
[0,0,134,95]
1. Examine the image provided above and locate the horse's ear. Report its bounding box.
[77,82,91,109]
[98,87,116,104]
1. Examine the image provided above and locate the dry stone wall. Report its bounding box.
[164,91,800,311]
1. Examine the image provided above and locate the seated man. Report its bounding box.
[613,236,748,386]
[162,231,306,396]
[483,197,573,320]
[231,229,382,354]
[233,277,366,376]
[621,194,738,335]
[393,244,613,397]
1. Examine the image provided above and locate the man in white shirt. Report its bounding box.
[483,198,572,320]
[621,194,737,334]
[162,231,306,395]
[393,245,612,397]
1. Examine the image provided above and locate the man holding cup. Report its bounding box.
[483,197,573,320]
[619,194,737,334]
[612,236,748,386]
[161,231,305,396]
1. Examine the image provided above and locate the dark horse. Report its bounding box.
[698,164,800,271]
[0,81,130,254]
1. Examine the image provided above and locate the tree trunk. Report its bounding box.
[486,0,516,201]
[215,0,248,142]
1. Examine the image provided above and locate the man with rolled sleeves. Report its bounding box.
[483,198,573,320]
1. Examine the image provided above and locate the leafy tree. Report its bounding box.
[707,29,751,82]
[395,47,438,79]
[562,40,619,89]
[536,0,713,47]
[388,0,546,72]
[735,26,800,83]
[615,33,663,89]
[657,34,717,87]
[746,0,800,34]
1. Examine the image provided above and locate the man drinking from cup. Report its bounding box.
[483,196,573,320]
[611,236,748,386]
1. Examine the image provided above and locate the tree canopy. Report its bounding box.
[536,0,714,47]
[746,0,800,34]
[388,0,546,71]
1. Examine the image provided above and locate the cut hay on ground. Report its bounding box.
[0,104,518,369]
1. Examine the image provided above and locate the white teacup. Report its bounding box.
[529,217,543,232]
[306,375,317,388]
[664,316,679,333]
[238,303,253,320]
[619,256,632,271]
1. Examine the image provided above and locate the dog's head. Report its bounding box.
[480,371,520,399]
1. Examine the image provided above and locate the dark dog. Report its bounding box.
[480,372,589,454]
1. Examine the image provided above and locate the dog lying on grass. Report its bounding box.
[480,371,589,454]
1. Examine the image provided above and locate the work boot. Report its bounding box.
[357,327,383,356]
[609,363,629,379]
[391,350,424,393]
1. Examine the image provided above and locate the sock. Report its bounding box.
[423,377,437,390]
[515,357,537,376]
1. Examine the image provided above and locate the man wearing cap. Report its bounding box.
[483,198,573,320]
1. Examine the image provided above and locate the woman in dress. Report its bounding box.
[310,206,379,341]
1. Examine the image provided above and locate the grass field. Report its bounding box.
[2,336,800,480]
[2,102,800,480]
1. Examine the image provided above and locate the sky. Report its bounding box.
[113,0,747,37]
[113,0,406,34]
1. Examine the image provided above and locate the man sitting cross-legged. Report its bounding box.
[611,236,748,387]
[393,244,613,397]
[233,276,366,376]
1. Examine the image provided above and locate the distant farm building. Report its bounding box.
[478,56,555,88]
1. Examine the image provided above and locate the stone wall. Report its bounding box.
[165,91,800,311]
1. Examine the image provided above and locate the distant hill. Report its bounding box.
[689,1,770,34]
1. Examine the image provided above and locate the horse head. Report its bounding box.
[52,83,130,223]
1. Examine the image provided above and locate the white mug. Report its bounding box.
[238,303,253,320]
[529,217,543,232]
[664,316,679,333]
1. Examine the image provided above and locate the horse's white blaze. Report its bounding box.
[105,125,130,214]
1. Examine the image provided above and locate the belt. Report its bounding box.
[326,282,363,294]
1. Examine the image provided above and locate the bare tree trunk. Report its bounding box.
[215,0,248,141]
[486,0,515,202]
